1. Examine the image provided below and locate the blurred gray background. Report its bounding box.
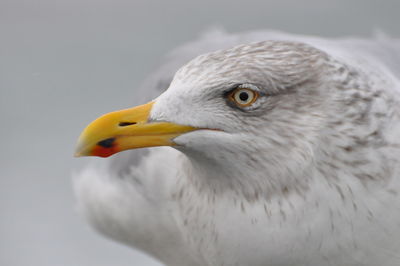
[1,0,399,265]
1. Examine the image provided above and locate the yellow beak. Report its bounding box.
[74,101,197,158]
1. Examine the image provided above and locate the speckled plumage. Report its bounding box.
[74,30,400,266]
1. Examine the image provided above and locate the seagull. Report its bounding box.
[74,30,400,266]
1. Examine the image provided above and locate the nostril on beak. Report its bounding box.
[118,122,137,127]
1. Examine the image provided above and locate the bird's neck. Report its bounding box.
[177,148,314,201]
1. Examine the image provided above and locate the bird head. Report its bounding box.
[75,41,334,193]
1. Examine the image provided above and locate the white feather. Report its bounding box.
[74,30,400,266]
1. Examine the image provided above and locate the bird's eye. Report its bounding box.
[228,87,259,107]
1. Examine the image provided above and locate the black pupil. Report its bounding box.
[239,91,249,101]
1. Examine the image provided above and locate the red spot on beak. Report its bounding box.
[91,143,119,158]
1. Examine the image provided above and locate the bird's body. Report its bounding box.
[74,30,400,266]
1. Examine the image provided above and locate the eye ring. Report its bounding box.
[228,87,259,107]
